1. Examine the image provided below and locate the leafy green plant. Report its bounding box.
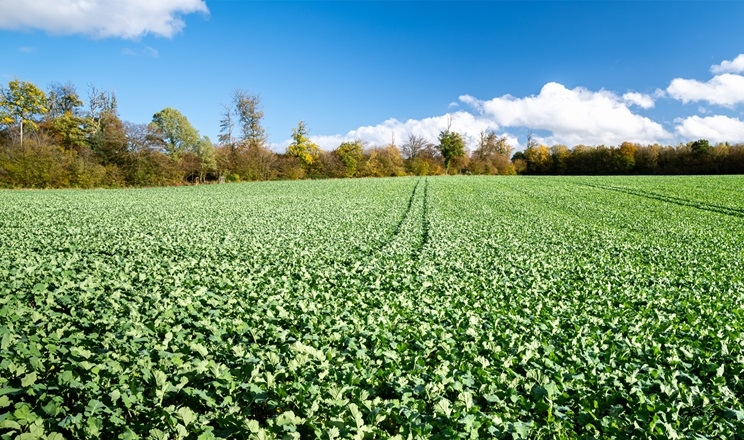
[1,175,743,438]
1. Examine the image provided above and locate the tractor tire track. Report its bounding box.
[338,178,423,270]
[579,182,744,219]
[372,176,429,260]
[374,177,422,254]
[416,177,431,258]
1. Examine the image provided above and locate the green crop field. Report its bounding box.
[2,175,744,439]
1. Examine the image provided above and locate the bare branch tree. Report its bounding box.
[474,129,513,161]
[46,82,83,120]
[233,89,266,150]
[400,133,428,160]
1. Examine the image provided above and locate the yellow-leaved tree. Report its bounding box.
[286,121,320,167]
[0,79,48,146]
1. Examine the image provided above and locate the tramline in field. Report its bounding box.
[1,175,743,438]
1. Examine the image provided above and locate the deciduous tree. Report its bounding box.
[437,129,465,174]
[0,79,48,146]
[690,139,710,156]
[196,136,217,181]
[287,121,320,167]
[471,130,514,174]
[550,145,570,174]
[46,82,84,119]
[334,140,364,177]
[614,142,637,173]
[233,90,266,149]
[90,111,128,171]
[218,103,237,167]
[52,111,95,152]
[150,107,200,157]
[524,144,553,174]
[401,134,428,161]
[361,144,406,177]
[86,85,118,126]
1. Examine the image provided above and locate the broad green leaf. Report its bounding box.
[176,406,197,426]
[21,372,37,388]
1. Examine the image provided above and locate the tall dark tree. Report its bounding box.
[690,139,710,156]
[437,129,465,174]
[90,111,129,169]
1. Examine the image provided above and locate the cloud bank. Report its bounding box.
[675,115,744,143]
[667,73,744,107]
[461,82,669,146]
[305,83,670,151]
[711,54,744,74]
[0,0,208,39]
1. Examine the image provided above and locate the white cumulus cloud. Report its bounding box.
[460,82,670,146]
[667,74,744,107]
[306,83,673,151]
[0,0,208,39]
[675,115,744,143]
[711,54,744,74]
[622,92,655,109]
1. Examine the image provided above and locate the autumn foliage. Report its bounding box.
[2,79,744,188]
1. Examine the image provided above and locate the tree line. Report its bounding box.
[1,78,742,188]
[514,138,744,175]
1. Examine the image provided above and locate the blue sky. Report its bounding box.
[2,1,744,150]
